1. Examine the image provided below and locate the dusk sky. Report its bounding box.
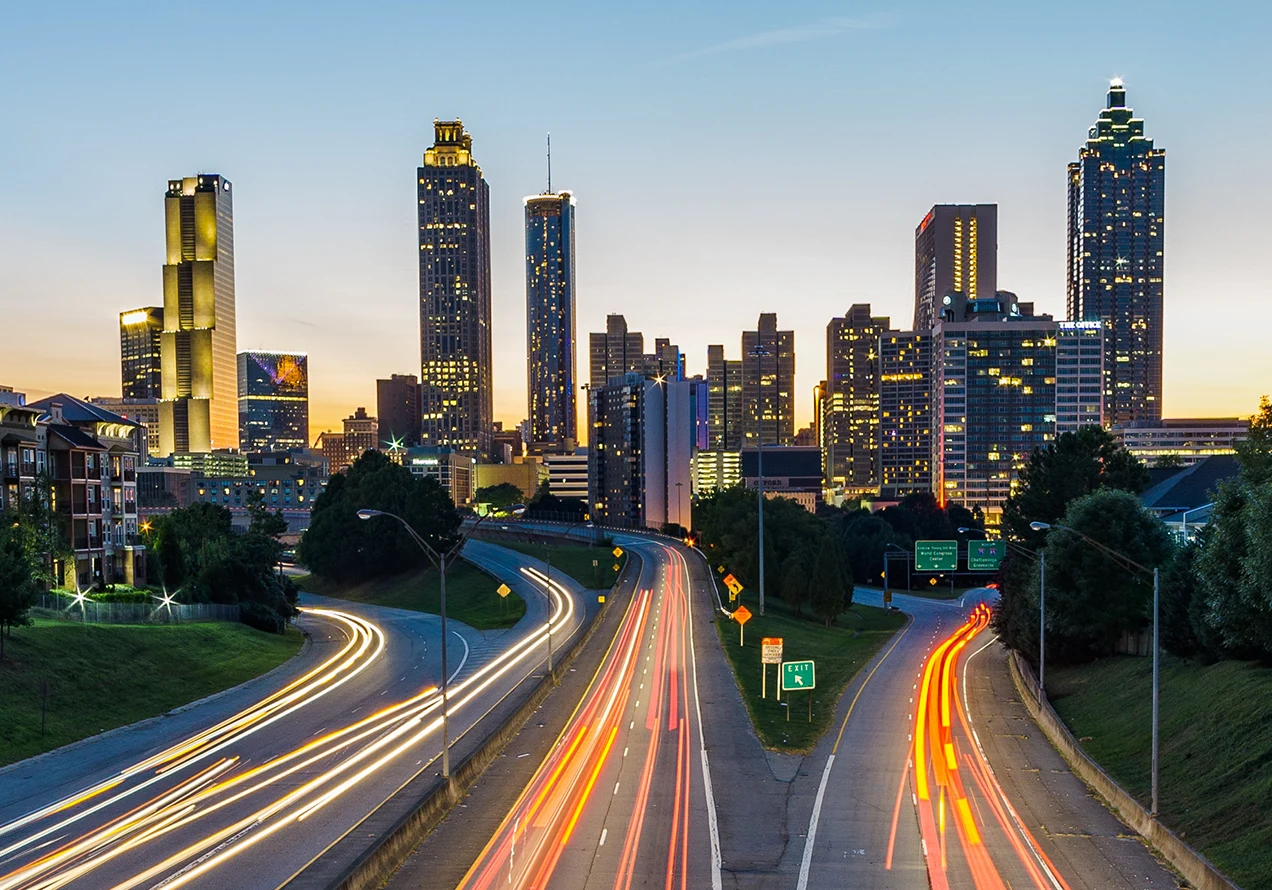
[3,1,1269,437]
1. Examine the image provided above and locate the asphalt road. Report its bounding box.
[0,540,585,890]
[453,536,724,890]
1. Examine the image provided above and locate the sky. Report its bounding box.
[3,1,1270,438]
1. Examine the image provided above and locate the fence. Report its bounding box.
[32,595,240,625]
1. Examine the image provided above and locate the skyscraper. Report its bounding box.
[706,345,744,451]
[377,374,422,449]
[824,305,890,495]
[879,331,933,500]
[418,120,492,455]
[589,314,646,388]
[119,307,163,400]
[741,313,795,447]
[158,175,236,456]
[1067,80,1165,425]
[237,352,309,452]
[1055,321,1106,434]
[525,190,576,450]
[913,204,998,332]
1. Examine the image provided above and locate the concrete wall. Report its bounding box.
[1008,651,1244,890]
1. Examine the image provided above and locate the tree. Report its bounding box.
[809,535,852,627]
[1001,425,1149,545]
[153,519,185,590]
[246,489,289,539]
[474,483,526,513]
[299,450,459,583]
[1037,489,1174,662]
[1234,394,1272,485]
[781,555,810,616]
[1157,538,1221,660]
[1195,479,1272,661]
[0,516,39,658]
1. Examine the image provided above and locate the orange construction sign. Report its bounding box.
[733,604,752,625]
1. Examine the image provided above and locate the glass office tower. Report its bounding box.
[119,307,164,400]
[237,352,309,452]
[524,191,576,450]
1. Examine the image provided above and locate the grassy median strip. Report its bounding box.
[715,596,906,753]
[295,561,525,630]
[1048,656,1272,890]
[0,619,302,768]
[490,540,624,590]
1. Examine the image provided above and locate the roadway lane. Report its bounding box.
[794,589,1180,890]
[0,540,585,890]
[455,537,723,890]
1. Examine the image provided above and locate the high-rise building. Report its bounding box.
[237,352,309,452]
[741,313,795,448]
[525,190,577,450]
[1055,321,1106,434]
[88,397,161,459]
[317,407,379,476]
[824,305,890,496]
[706,345,744,451]
[878,331,932,500]
[914,204,998,332]
[932,296,1058,524]
[120,307,164,400]
[1067,80,1165,425]
[377,374,422,449]
[588,374,694,530]
[159,175,237,456]
[418,120,492,455]
[589,314,645,388]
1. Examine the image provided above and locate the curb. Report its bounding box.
[1007,650,1243,890]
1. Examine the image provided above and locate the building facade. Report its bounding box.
[159,174,237,455]
[525,191,577,450]
[543,449,589,500]
[1067,80,1165,425]
[691,450,741,496]
[317,407,379,476]
[706,345,744,451]
[741,446,822,513]
[589,314,646,388]
[376,374,421,449]
[741,313,796,448]
[403,447,476,507]
[120,307,164,400]
[238,351,309,453]
[1055,321,1106,434]
[824,305,889,496]
[878,331,932,500]
[418,120,493,455]
[914,204,998,332]
[1114,418,1249,467]
[89,397,160,460]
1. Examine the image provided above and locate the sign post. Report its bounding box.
[761,637,783,699]
[781,660,816,722]
[733,604,752,646]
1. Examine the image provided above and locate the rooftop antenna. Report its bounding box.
[546,133,552,194]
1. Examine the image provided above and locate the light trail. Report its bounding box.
[0,564,581,890]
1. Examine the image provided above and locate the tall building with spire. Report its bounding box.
[525,185,576,451]
[1067,80,1165,425]
[418,120,493,455]
[913,204,998,332]
[158,174,236,456]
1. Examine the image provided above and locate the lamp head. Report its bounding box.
[957,527,970,533]
[1029,521,1051,531]
[357,509,381,520]
[510,504,527,516]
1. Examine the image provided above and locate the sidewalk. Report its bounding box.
[963,636,1183,890]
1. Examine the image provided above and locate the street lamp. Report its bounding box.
[883,541,910,593]
[356,506,523,778]
[539,518,594,685]
[959,527,1043,691]
[1030,519,1161,817]
[675,481,684,533]
[748,342,772,615]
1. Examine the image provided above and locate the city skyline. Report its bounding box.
[4,3,1271,435]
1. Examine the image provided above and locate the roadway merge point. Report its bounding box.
[915,540,959,572]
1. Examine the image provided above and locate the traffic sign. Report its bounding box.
[496,583,511,599]
[733,604,752,625]
[612,546,624,558]
[915,540,959,572]
[968,539,1006,571]
[781,660,816,691]
[612,563,620,571]
[761,637,783,664]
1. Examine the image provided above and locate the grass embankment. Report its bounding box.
[0,619,302,768]
[491,540,625,590]
[1048,656,1272,890]
[294,561,525,630]
[716,596,906,752]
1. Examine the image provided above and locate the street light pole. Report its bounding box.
[749,342,771,616]
[356,507,520,779]
[1030,519,1159,816]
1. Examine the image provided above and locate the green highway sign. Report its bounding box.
[968,540,1006,571]
[781,660,816,692]
[915,540,958,572]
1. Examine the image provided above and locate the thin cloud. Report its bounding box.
[663,16,882,63]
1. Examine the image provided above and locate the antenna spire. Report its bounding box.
[546,133,552,194]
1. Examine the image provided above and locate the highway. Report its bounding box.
[0,540,586,890]
[455,535,722,890]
